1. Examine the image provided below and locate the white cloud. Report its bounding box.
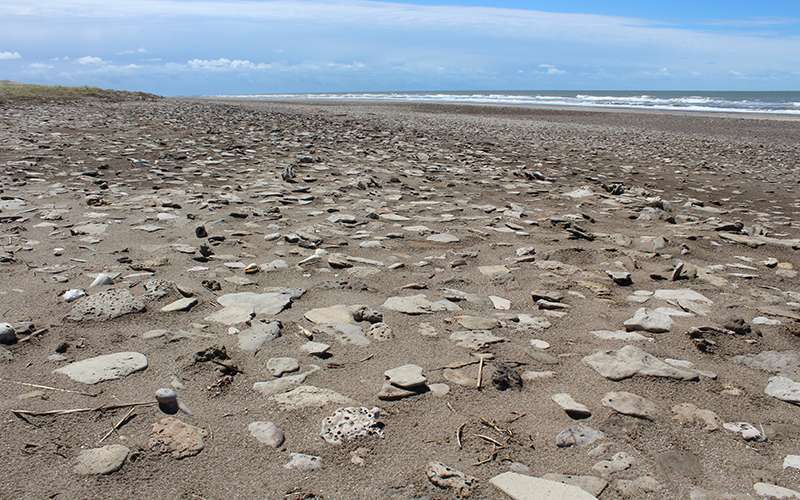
[77,55,105,65]
[0,51,22,60]
[187,58,272,71]
[539,64,565,75]
[28,62,53,69]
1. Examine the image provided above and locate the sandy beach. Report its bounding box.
[1,96,800,499]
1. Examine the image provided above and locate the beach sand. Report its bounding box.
[1,97,799,499]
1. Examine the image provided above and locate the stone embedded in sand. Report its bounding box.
[623,308,672,333]
[426,233,460,243]
[315,323,369,346]
[449,330,506,350]
[300,341,330,356]
[71,223,108,236]
[160,297,197,312]
[602,391,657,420]
[455,315,500,330]
[54,351,147,384]
[489,295,511,310]
[753,483,800,499]
[478,265,510,278]
[427,462,478,497]
[149,417,208,459]
[541,474,608,498]
[556,426,605,448]
[591,330,653,342]
[284,453,321,471]
[269,385,355,411]
[248,421,285,448]
[490,472,597,500]
[671,403,722,431]
[583,345,699,381]
[304,304,361,324]
[733,351,800,375]
[606,270,632,286]
[73,444,129,475]
[723,422,766,442]
[384,364,426,388]
[320,407,384,444]
[237,320,282,353]
[765,376,800,404]
[551,393,592,419]
[613,476,662,497]
[382,294,460,314]
[592,452,635,477]
[66,289,145,322]
[366,322,393,341]
[266,357,299,377]
[253,366,319,396]
[205,290,302,325]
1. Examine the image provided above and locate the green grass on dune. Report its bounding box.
[0,80,160,103]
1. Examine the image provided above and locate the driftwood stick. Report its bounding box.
[98,406,137,444]
[11,401,156,417]
[476,357,485,389]
[0,378,99,398]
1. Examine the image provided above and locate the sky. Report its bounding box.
[1,0,799,95]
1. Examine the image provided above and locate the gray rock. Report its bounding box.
[160,297,197,312]
[205,290,302,325]
[54,352,148,384]
[671,403,722,431]
[551,393,592,419]
[266,357,299,377]
[765,376,800,404]
[384,364,426,388]
[66,289,145,322]
[0,323,16,345]
[623,308,672,333]
[253,366,319,396]
[237,320,282,353]
[593,452,635,477]
[248,421,285,448]
[269,385,355,410]
[602,391,657,419]
[73,445,129,475]
[284,452,321,471]
[382,294,460,314]
[583,345,699,381]
[304,304,360,325]
[753,483,800,499]
[489,472,597,500]
[614,476,662,497]
[449,330,506,350]
[733,351,800,376]
[556,426,605,448]
[541,474,608,497]
[455,315,500,330]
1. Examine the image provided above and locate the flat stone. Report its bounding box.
[304,304,360,324]
[54,352,147,384]
[382,294,460,314]
[269,385,355,411]
[551,393,592,419]
[248,421,285,448]
[490,472,597,500]
[733,351,800,376]
[267,357,299,377]
[284,453,321,471]
[300,341,330,356]
[426,233,460,243]
[489,295,511,310]
[583,345,699,381]
[602,391,657,419]
[478,265,510,277]
[765,376,800,404]
[449,330,506,350]
[593,452,635,477]
[384,364,426,388]
[623,308,672,333]
[149,417,207,459]
[591,330,653,342]
[237,320,282,353]
[205,290,301,325]
[320,407,384,444]
[73,445,129,475]
[753,483,800,499]
[455,315,500,330]
[66,289,145,322]
[556,426,605,448]
[784,455,800,470]
[541,474,607,497]
[160,297,197,312]
[253,366,319,396]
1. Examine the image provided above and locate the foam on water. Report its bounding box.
[218,91,800,115]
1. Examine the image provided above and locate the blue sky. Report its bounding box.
[1,0,799,95]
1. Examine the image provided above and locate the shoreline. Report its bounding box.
[197,96,800,122]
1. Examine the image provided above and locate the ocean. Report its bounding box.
[219,90,800,115]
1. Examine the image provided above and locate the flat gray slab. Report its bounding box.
[54,351,147,384]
